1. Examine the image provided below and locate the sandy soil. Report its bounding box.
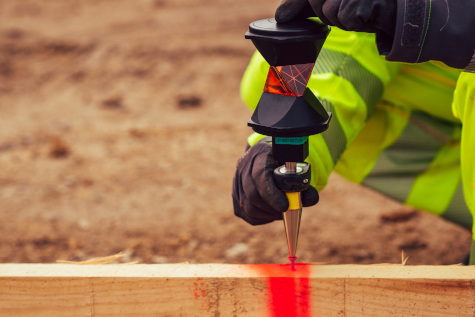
[0,0,471,265]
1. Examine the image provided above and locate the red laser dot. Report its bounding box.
[289,256,297,271]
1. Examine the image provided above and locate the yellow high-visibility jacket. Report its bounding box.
[452,72,475,262]
[241,28,471,232]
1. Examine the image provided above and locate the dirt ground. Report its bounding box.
[0,0,471,265]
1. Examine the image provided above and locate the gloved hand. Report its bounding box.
[275,0,397,36]
[232,142,319,226]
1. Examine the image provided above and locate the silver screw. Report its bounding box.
[303,179,309,184]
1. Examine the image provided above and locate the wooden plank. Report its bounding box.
[1,264,475,316]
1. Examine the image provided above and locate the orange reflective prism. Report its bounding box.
[277,64,314,97]
[264,63,315,97]
[264,67,295,97]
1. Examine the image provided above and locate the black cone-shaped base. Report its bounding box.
[248,89,331,137]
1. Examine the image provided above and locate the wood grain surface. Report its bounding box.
[1,264,475,316]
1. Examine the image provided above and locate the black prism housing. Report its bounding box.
[246,18,331,138]
[245,18,332,163]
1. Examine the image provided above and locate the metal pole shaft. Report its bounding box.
[285,162,296,174]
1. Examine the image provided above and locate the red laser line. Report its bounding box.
[249,263,312,317]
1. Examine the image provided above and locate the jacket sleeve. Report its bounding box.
[376,0,475,71]
[452,73,475,216]
[241,29,401,191]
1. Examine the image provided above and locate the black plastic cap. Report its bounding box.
[245,18,329,43]
[245,18,329,66]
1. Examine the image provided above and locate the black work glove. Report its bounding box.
[275,0,397,36]
[232,142,319,226]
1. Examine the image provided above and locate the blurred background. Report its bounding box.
[0,0,471,265]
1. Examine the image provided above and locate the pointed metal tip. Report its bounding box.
[283,207,302,259]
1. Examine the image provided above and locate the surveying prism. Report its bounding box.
[245,18,331,268]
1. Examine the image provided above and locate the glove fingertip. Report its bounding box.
[261,184,288,212]
[275,7,294,23]
[275,0,312,23]
[270,189,289,212]
[301,186,319,207]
